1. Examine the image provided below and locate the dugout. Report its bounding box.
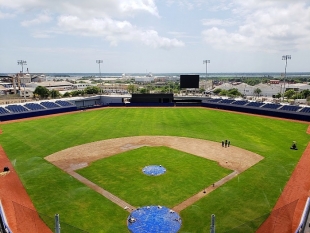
[130,94,173,103]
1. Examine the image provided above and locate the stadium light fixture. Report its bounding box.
[282,55,291,101]
[17,60,27,73]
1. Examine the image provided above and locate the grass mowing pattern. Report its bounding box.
[76,146,231,207]
[0,108,309,232]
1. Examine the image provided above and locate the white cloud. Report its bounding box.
[120,0,159,17]
[0,0,184,49]
[201,18,236,27]
[0,0,159,18]
[57,16,184,49]
[21,11,52,27]
[0,10,14,19]
[202,1,310,52]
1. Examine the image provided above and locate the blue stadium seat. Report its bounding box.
[5,105,29,113]
[231,100,248,105]
[55,100,74,107]
[0,107,10,115]
[24,103,46,111]
[246,102,264,107]
[279,105,301,112]
[40,101,61,109]
[220,99,235,104]
[300,107,310,113]
[261,103,281,109]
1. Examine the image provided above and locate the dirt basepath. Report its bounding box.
[45,136,263,212]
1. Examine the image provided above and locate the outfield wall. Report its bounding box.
[201,102,310,122]
[1,96,309,122]
[0,106,77,121]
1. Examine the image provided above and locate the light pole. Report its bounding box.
[203,60,211,93]
[282,55,291,101]
[96,60,103,78]
[96,60,103,94]
[203,60,210,78]
[17,60,27,100]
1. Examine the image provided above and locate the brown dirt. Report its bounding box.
[45,136,263,211]
[0,146,52,233]
[257,142,310,233]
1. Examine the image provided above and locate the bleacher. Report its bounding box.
[300,107,310,113]
[246,102,264,107]
[0,107,10,115]
[279,105,301,112]
[261,103,281,110]
[55,100,73,107]
[231,100,248,106]
[220,99,235,104]
[40,101,61,109]
[5,105,28,113]
[24,103,46,111]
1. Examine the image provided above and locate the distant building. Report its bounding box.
[214,82,310,98]
[31,75,46,82]
[72,83,93,90]
[27,81,73,91]
[269,80,280,84]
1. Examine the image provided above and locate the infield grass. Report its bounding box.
[0,107,309,232]
[77,146,231,207]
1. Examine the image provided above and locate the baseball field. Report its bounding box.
[0,107,309,232]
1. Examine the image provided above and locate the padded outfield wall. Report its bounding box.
[201,102,310,122]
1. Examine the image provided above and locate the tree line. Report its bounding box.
[33,86,101,99]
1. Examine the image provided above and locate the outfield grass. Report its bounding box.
[76,146,231,207]
[0,107,309,232]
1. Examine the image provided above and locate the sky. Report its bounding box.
[0,0,310,74]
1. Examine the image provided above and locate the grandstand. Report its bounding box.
[0,95,309,122]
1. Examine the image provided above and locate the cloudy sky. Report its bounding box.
[0,0,309,73]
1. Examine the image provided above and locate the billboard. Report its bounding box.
[180,75,199,88]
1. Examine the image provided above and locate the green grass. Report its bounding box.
[0,107,309,232]
[77,146,231,207]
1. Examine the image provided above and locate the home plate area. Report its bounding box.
[127,205,182,233]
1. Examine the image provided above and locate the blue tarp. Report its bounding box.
[142,165,166,176]
[128,206,181,233]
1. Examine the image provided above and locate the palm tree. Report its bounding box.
[253,88,262,98]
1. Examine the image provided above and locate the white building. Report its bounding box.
[26,81,73,91]
[72,83,94,90]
